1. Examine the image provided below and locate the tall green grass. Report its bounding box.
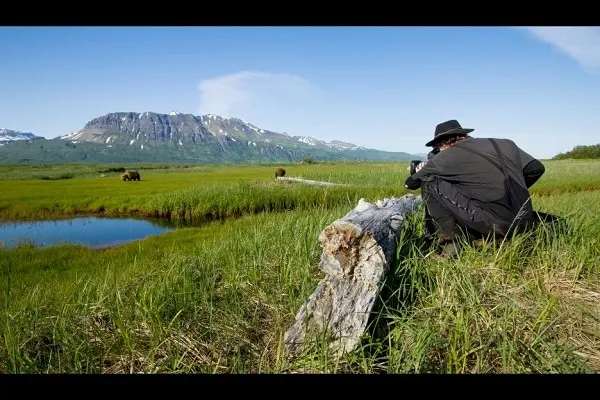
[1,160,600,373]
[0,162,414,222]
[2,159,599,222]
[0,207,341,373]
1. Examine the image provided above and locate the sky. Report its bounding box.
[1,26,600,159]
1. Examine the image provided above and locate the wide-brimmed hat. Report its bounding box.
[425,119,474,147]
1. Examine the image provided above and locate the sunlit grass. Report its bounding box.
[1,160,600,373]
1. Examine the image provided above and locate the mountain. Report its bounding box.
[0,128,44,145]
[0,111,423,164]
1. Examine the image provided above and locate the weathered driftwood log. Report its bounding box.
[276,176,348,187]
[283,194,423,359]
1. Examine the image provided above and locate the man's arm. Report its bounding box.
[523,159,545,188]
[404,154,439,190]
[515,144,544,188]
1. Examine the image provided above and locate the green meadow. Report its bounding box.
[1,159,600,373]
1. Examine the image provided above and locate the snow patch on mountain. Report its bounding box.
[0,128,43,143]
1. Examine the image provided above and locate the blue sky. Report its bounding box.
[1,26,599,159]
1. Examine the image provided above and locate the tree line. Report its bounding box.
[552,144,600,160]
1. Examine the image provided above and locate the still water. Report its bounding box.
[0,217,175,249]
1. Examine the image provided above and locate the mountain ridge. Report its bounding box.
[0,111,423,164]
[0,128,44,145]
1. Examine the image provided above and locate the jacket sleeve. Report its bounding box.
[404,175,421,190]
[522,159,545,188]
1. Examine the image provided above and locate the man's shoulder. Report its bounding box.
[445,137,488,153]
[459,137,517,150]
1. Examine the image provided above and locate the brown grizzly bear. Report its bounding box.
[275,168,286,178]
[121,170,141,181]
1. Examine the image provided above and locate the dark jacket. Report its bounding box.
[404,137,545,202]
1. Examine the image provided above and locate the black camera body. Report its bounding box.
[409,147,440,175]
[409,160,423,176]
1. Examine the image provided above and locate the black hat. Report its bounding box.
[425,119,474,147]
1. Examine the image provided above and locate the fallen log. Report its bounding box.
[276,176,348,187]
[283,194,423,360]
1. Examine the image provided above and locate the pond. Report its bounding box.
[0,217,176,249]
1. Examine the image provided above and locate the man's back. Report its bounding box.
[414,137,536,202]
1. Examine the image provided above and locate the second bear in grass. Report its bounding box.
[275,168,286,178]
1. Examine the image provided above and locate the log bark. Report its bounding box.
[276,176,348,187]
[283,194,423,360]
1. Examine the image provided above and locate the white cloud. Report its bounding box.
[197,71,320,118]
[520,27,600,71]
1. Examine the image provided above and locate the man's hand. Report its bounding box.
[415,161,427,173]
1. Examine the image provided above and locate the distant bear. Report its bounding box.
[275,168,286,178]
[121,170,141,181]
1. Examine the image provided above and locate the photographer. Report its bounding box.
[404,119,546,258]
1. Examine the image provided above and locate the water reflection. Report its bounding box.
[0,217,176,249]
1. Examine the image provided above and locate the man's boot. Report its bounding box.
[423,213,437,243]
[439,240,460,258]
[436,231,461,259]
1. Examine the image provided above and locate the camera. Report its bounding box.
[409,160,423,176]
[408,147,440,175]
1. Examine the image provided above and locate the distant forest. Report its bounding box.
[552,144,600,160]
